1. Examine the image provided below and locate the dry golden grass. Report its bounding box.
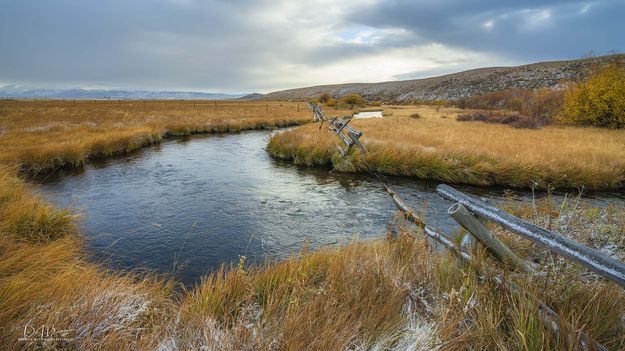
[2,162,624,349]
[269,104,625,190]
[0,100,351,173]
[1,100,624,349]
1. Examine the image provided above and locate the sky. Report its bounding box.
[0,0,623,93]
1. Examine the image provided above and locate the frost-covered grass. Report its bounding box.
[2,175,624,350]
[268,104,625,190]
[1,101,625,349]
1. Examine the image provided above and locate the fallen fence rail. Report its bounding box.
[308,104,614,349]
[390,185,608,351]
[437,184,625,289]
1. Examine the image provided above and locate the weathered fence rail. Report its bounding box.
[309,102,364,156]
[390,184,613,351]
[307,104,618,350]
[437,184,625,289]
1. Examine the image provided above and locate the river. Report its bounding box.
[33,130,625,286]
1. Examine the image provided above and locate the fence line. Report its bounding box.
[306,103,617,349]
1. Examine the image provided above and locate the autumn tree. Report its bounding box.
[341,93,365,109]
[563,62,625,128]
[318,92,331,103]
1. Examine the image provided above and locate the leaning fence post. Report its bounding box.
[448,203,531,272]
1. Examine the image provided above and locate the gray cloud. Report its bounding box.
[0,0,623,92]
[350,0,624,61]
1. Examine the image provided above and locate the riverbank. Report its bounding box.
[3,172,624,349]
[0,100,336,173]
[1,102,624,349]
[268,105,625,191]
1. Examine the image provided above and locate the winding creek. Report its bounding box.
[33,130,625,286]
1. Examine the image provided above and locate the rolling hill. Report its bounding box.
[249,54,623,102]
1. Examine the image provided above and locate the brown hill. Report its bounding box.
[248,54,623,102]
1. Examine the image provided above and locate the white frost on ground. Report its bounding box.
[368,315,439,351]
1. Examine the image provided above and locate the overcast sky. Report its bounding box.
[1,0,623,93]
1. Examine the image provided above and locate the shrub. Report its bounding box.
[409,112,421,119]
[325,98,338,107]
[562,63,625,128]
[341,93,366,109]
[457,111,544,129]
[457,88,564,128]
[523,88,565,126]
[319,92,331,103]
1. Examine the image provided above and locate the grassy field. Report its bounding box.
[268,105,625,190]
[0,100,330,173]
[1,100,624,349]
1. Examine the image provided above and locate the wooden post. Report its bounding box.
[438,184,625,288]
[297,103,300,112]
[266,103,269,112]
[386,184,605,351]
[448,203,531,272]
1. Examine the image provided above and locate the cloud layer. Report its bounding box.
[0,0,623,92]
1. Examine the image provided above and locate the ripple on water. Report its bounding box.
[34,130,625,286]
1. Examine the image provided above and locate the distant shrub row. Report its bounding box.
[457,88,565,128]
[313,92,366,109]
[457,61,625,129]
[457,111,546,129]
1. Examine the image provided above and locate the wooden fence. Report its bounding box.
[388,183,625,351]
[309,103,621,350]
[437,184,625,288]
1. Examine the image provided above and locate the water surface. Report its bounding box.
[35,131,625,285]
[353,110,383,119]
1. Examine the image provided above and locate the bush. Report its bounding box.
[318,92,331,103]
[457,111,544,129]
[457,88,564,128]
[341,93,365,109]
[523,88,565,126]
[325,98,338,107]
[562,63,625,128]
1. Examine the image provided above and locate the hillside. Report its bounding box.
[253,54,624,102]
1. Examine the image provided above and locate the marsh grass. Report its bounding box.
[0,100,355,173]
[2,171,624,349]
[1,101,624,350]
[269,105,625,190]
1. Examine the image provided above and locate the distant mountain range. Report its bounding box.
[0,86,244,100]
[244,54,624,102]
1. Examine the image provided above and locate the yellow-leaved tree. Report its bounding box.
[563,62,625,128]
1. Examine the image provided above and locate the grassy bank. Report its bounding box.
[2,101,625,349]
[2,168,624,349]
[268,105,625,190]
[0,100,348,173]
